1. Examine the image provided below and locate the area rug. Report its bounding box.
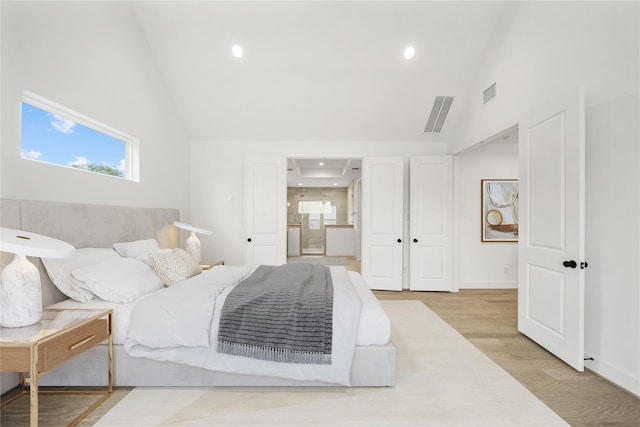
[287,256,350,266]
[94,301,567,426]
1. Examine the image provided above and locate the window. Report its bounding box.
[20,92,138,181]
[297,200,332,214]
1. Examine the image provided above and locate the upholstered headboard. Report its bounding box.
[0,199,180,306]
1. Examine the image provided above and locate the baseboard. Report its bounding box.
[585,358,640,398]
[459,281,517,289]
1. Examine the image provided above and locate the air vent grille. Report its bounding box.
[483,82,497,104]
[424,96,454,133]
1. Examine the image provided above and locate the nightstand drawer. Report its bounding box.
[40,318,109,372]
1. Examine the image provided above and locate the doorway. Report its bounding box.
[302,208,325,254]
[286,158,362,269]
[287,189,343,255]
[300,199,335,254]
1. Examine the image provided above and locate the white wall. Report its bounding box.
[189,140,446,289]
[450,1,639,155]
[585,95,640,396]
[0,2,190,212]
[452,1,640,396]
[456,142,519,289]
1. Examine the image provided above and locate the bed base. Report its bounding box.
[39,343,395,387]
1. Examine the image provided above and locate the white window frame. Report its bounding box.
[21,91,140,182]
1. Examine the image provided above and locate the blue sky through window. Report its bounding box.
[21,101,126,176]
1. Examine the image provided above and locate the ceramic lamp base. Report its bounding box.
[185,231,202,263]
[0,254,43,328]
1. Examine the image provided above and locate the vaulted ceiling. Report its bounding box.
[131,1,507,143]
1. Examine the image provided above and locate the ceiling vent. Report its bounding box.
[483,82,497,104]
[424,96,454,133]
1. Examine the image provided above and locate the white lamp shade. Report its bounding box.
[172,221,213,235]
[0,228,75,258]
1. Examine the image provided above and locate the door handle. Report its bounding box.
[413,238,418,243]
[247,238,252,242]
[397,239,402,243]
[563,260,577,269]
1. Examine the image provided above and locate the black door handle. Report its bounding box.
[563,260,577,269]
[413,238,418,243]
[397,239,402,243]
[247,238,252,242]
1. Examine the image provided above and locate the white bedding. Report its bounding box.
[348,271,390,345]
[47,266,253,345]
[47,265,391,385]
[126,266,361,385]
[48,296,136,345]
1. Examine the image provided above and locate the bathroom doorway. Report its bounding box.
[286,158,361,257]
[288,193,340,255]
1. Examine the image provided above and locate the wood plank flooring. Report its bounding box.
[375,289,640,427]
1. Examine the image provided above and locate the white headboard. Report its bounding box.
[0,199,180,306]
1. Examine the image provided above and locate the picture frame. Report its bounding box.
[481,179,519,242]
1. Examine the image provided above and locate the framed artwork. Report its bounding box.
[481,179,519,242]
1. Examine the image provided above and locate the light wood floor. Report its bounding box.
[346,257,640,425]
[374,289,640,426]
[2,257,639,426]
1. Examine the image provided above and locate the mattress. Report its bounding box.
[47,266,390,347]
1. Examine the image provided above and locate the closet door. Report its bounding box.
[361,157,404,291]
[244,155,287,268]
[409,156,453,291]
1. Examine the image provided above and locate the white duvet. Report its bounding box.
[124,265,363,386]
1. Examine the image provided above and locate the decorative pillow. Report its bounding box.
[113,239,163,265]
[149,248,202,286]
[41,248,120,302]
[70,258,164,303]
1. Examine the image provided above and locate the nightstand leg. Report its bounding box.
[30,344,38,427]
[108,312,113,393]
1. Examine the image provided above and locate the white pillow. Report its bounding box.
[70,258,164,303]
[149,248,202,286]
[41,248,120,302]
[113,239,162,265]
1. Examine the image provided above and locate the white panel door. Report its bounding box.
[361,157,404,291]
[518,89,586,371]
[409,156,453,291]
[244,155,287,268]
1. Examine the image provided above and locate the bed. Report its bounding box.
[0,199,395,388]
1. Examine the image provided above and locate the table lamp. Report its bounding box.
[0,228,75,328]
[172,221,212,263]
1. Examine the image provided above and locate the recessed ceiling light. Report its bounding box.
[318,162,324,166]
[333,183,338,186]
[232,45,243,58]
[298,182,303,186]
[404,46,415,60]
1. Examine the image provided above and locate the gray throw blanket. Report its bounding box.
[217,264,334,364]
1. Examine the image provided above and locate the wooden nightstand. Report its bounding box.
[0,308,113,427]
[201,260,224,270]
